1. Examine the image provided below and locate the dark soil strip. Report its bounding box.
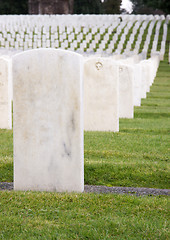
[1,182,169,196]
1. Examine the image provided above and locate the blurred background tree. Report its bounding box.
[131,0,170,14]
[0,0,123,15]
[0,0,28,14]
[102,0,122,14]
[73,0,102,14]
[74,0,122,14]
[0,0,168,15]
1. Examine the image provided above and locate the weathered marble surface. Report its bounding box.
[141,58,157,98]
[133,63,142,107]
[140,60,148,99]
[151,55,160,82]
[144,60,152,93]
[84,57,119,132]
[118,58,142,107]
[147,57,159,87]
[118,63,134,119]
[0,57,12,129]
[13,48,84,192]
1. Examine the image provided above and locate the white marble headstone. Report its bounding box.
[118,63,134,119]
[133,63,142,107]
[84,57,119,132]
[13,48,84,192]
[0,57,12,129]
[140,60,151,98]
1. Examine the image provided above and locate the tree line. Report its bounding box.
[0,0,121,15]
[131,0,170,14]
[0,0,169,15]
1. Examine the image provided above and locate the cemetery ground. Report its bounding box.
[0,59,169,239]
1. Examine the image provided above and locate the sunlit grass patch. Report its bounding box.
[0,191,169,239]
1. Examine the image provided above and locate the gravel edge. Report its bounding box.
[84,185,170,196]
[0,182,169,196]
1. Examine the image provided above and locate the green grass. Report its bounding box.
[130,21,144,51]
[0,62,170,189]
[121,21,137,54]
[84,60,170,189]
[156,21,164,52]
[0,191,169,239]
[84,130,169,188]
[139,21,151,54]
[0,129,13,182]
[0,22,170,240]
[147,21,157,58]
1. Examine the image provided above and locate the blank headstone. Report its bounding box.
[0,57,12,129]
[13,48,84,192]
[133,63,142,107]
[118,64,134,119]
[140,60,150,98]
[84,57,119,132]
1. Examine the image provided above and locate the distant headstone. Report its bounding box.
[140,60,152,98]
[140,60,148,99]
[118,57,142,107]
[0,57,12,129]
[13,49,84,192]
[84,57,119,132]
[118,64,134,119]
[133,63,142,106]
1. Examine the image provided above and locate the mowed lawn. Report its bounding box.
[84,61,170,189]
[0,58,170,239]
[0,191,169,240]
[0,62,170,189]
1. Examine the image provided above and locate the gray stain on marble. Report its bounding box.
[13,49,84,192]
[71,113,75,132]
[63,142,71,158]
